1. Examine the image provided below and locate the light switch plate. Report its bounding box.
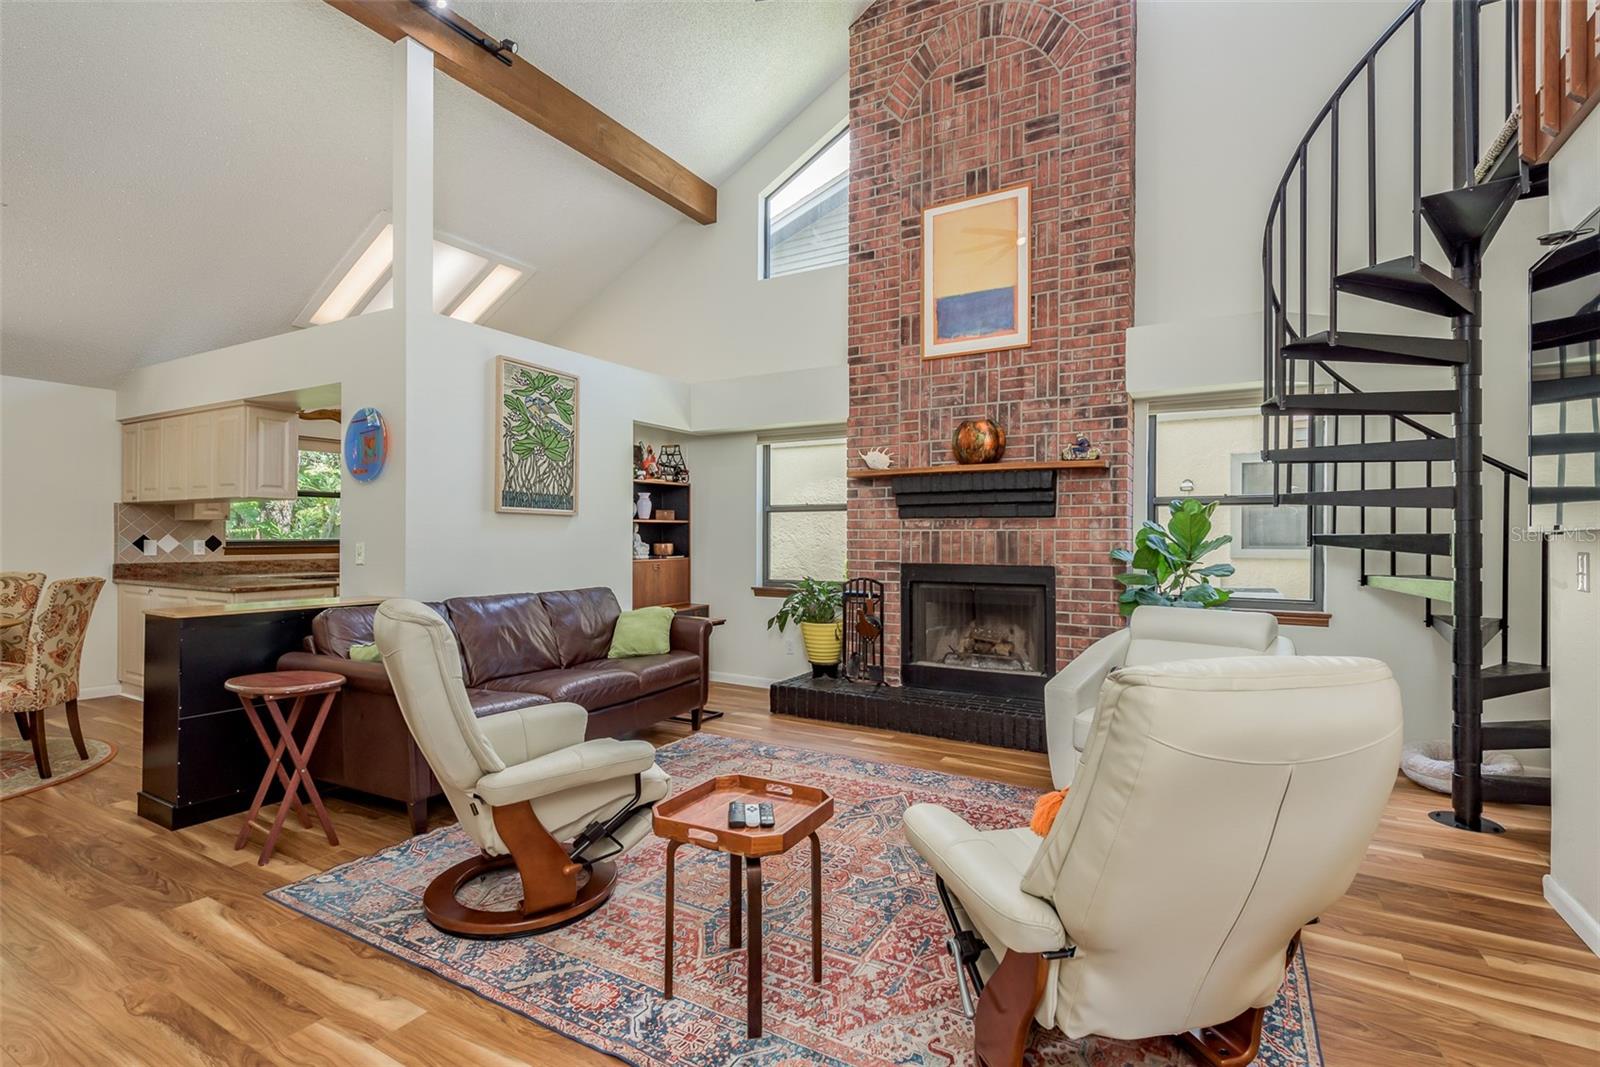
[1579,551,1591,593]
[354,542,366,566]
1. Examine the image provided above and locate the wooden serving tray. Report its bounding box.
[653,775,833,858]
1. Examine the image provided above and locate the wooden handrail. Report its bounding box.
[1521,0,1600,163]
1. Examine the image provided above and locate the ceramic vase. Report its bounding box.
[635,492,652,519]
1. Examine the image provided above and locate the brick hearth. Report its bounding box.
[846,0,1135,685]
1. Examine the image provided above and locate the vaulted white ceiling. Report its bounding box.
[1,0,861,387]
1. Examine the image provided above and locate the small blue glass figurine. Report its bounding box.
[1063,434,1100,461]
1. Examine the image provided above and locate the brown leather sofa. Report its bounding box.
[278,588,712,834]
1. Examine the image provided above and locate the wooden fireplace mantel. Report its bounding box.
[847,458,1109,480]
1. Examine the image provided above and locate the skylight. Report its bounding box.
[297,220,531,328]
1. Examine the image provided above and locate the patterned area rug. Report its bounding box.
[270,733,1323,1066]
[0,734,115,800]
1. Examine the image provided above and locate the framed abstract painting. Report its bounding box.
[495,356,578,515]
[921,184,1031,359]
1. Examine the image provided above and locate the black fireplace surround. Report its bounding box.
[902,563,1055,698]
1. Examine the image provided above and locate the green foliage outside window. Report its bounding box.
[226,449,341,542]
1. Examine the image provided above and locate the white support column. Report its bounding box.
[393,36,434,323]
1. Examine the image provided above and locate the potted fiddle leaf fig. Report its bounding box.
[767,577,844,667]
[1111,499,1236,616]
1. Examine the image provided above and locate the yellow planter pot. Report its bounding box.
[799,620,843,666]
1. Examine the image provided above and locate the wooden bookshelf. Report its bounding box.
[632,478,692,608]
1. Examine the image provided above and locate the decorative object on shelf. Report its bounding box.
[951,417,1007,464]
[841,578,885,686]
[857,448,894,470]
[636,491,653,520]
[1110,499,1235,616]
[634,441,646,478]
[922,184,1031,359]
[495,356,578,515]
[651,542,675,557]
[641,445,658,479]
[343,407,389,483]
[766,577,844,677]
[633,530,650,559]
[656,509,676,521]
[1062,434,1101,461]
[658,444,689,483]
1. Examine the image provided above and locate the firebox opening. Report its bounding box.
[902,564,1054,698]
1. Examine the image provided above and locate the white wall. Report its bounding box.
[1543,111,1600,956]
[0,377,121,696]
[642,429,813,686]
[1132,0,1550,754]
[398,314,690,601]
[117,310,408,598]
[543,77,848,383]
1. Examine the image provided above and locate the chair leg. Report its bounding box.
[27,710,51,779]
[12,712,29,740]
[407,798,429,835]
[64,698,88,760]
[973,949,1047,1067]
[1177,1006,1265,1067]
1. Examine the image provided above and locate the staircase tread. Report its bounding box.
[1269,390,1458,415]
[1532,309,1600,349]
[1420,178,1522,254]
[1283,331,1471,366]
[1336,257,1476,317]
[1264,438,1455,464]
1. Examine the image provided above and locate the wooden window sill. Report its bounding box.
[752,585,794,598]
[1257,609,1332,628]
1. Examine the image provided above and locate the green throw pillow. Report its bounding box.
[348,642,382,662]
[608,606,676,658]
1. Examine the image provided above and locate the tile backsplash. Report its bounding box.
[115,503,226,564]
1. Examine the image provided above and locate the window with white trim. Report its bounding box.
[761,128,849,279]
[760,438,847,585]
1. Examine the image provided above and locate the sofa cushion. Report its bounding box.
[590,651,700,695]
[314,602,447,658]
[493,666,642,708]
[466,687,549,719]
[446,593,563,686]
[539,588,621,666]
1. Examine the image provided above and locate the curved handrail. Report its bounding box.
[1259,0,1528,485]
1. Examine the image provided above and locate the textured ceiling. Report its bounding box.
[1,0,862,387]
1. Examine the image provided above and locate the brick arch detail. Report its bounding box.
[877,1,1086,123]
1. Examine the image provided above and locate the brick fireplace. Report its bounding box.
[844,0,1135,692]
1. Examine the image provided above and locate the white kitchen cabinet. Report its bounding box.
[136,422,163,501]
[212,405,245,498]
[246,407,297,498]
[118,403,298,505]
[187,410,216,498]
[121,425,141,502]
[159,415,190,501]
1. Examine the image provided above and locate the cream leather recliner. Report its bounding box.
[375,598,670,937]
[907,656,1402,1067]
[1044,606,1296,787]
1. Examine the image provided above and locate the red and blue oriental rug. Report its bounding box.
[269,732,1323,1066]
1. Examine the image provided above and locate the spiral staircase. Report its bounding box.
[1258,0,1555,832]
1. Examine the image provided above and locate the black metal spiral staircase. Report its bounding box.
[1259,0,1550,833]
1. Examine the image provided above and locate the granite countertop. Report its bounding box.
[144,595,381,620]
[113,573,339,594]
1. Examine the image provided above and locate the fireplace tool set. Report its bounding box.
[841,578,885,686]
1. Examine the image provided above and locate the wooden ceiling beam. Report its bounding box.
[325,0,717,224]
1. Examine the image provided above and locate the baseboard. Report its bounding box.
[118,683,144,702]
[709,670,778,690]
[1544,874,1600,957]
[79,684,125,700]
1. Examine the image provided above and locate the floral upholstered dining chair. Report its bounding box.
[0,571,46,665]
[0,577,104,778]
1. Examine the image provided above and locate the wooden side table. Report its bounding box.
[225,670,345,865]
[653,774,833,1038]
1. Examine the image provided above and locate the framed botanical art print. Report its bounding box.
[495,356,578,514]
[921,184,1031,359]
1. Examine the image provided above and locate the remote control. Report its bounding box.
[728,801,746,829]
[759,802,775,828]
[744,803,762,827]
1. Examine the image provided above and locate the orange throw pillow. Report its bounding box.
[1031,788,1069,836]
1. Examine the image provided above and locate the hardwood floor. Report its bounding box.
[1,684,1594,1066]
